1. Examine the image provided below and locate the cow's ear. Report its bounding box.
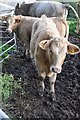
[38,40,52,50]
[67,43,80,55]
[15,3,20,9]
[0,15,10,21]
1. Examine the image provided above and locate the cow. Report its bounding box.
[14,1,80,33]
[3,15,69,57]
[30,15,80,102]
[6,15,39,56]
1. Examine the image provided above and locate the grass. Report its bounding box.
[0,74,14,101]
[0,73,21,102]
[68,20,80,38]
[0,44,15,62]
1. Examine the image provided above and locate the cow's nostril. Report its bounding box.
[55,68,61,73]
[52,67,55,72]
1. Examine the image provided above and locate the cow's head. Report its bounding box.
[14,3,25,15]
[39,37,80,74]
[6,15,22,33]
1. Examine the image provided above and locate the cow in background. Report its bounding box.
[0,15,69,57]
[6,15,39,56]
[14,1,80,33]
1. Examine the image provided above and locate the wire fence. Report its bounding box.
[0,19,16,63]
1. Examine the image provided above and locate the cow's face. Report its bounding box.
[7,15,22,33]
[39,37,80,74]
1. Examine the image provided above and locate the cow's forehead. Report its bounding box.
[51,37,67,47]
[7,16,15,22]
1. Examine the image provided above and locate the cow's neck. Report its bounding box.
[15,26,20,39]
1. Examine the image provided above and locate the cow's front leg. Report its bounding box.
[49,73,57,102]
[39,72,46,97]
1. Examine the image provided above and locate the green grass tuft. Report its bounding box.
[68,20,80,38]
[0,74,21,102]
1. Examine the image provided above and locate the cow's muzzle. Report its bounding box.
[50,66,62,74]
[6,28,12,34]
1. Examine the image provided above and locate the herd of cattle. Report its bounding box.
[0,1,80,102]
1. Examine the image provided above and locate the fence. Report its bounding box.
[0,18,16,63]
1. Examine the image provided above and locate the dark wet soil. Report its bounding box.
[2,36,80,120]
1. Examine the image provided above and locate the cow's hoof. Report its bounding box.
[38,86,44,97]
[21,53,26,58]
[43,100,52,106]
[50,92,56,103]
[31,58,35,64]
[39,90,44,97]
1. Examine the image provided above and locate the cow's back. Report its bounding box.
[51,17,69,37]
[29,1,65,17]
[16,16,39,43]
[20,3,35,16]
[15,1,66,18]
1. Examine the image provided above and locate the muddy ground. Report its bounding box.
[2,36,80,120]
